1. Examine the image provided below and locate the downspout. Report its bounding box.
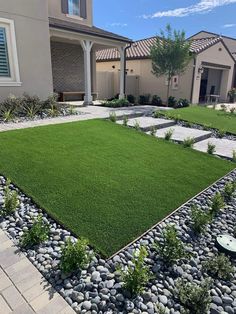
[190,56,196,104]
[123,42,133,96]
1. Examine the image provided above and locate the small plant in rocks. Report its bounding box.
[232,150,236,163]
[118,246,152,296]
[153,225,190,265]
[60,237,91,274]
[203,254,234,280]
[210,192,225,216]
[190,205,211,234]
[176,279,212,314]
[183,137,194,148]
[20,214,50,248]
[164,129,174,141]
[154,110,163,118]
[150,126,156,136]
[222,181,236,202]
[123,115,128,126]
[134,120,140,131]
[218,129,226,139]
[109,112,117,122]
[1,179,19,216]
[207,142,216,155]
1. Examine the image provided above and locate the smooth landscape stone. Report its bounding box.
[117,116,176,131]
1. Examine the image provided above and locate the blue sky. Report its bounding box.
[93,0,236,41]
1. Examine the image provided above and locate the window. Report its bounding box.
[68,0,80,16]
[0,18,21,86]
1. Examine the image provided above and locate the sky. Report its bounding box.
[93,0,236,41]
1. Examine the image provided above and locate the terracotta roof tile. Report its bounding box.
[96,36,224,61]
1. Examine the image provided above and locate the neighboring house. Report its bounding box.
[96,34,236,104]
[0,0,131,104]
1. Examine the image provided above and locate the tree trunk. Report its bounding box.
[166,74,171,106]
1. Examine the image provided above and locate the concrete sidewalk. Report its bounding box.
[0,229,74,314]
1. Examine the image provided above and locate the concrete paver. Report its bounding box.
[117,116,176,131]
[153,125,212,143]
[194,137,236,159]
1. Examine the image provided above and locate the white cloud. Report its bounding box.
[108,22,128,27]
[223,23,236,28]
[143,0,236,19]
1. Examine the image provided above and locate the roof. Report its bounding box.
[49,17,132,43]
[189,30,236,43]
[96,36,224,62]
[232,52,236,60]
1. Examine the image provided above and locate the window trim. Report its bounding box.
[0,18,21,87]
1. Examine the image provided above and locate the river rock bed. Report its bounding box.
[0,170,236,314]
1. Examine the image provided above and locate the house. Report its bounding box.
[0,0,131,104]
[96,33,236,104]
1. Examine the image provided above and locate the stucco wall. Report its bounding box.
[0,0,53,101]
[48,0,93,27]
[51,41,85,93]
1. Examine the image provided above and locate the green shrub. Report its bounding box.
[232,150,236,162]
[230,107,235,114]
[21,93,42,119]
[109,112,117,122]
[210,192,225,216]
[168,96,177,107]
[154,110,163,118]
[176,98,190,108]
[164,129,174,141]
[60,237,91,274]
[218,129,226,138]
[152,95,163,106]
[104,98,129,108]
[183,137,194,148]
[176,279,212,314]
[20,214,50,248]
[134,120,140,131]
[222,181,236,201]
[153,225,189,265]
[207,142,216,155]
[118,246,151,296]
[127,94,135,104]
[203,254,234,280]
[123,115,128,126]
[150,126,156,136]
[228,88,236,103]
[190,205,211,234]
[1,179,19,216]
[139,94,150,105]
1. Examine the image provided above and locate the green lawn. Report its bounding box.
[163,106,236,134]
[0,120,234,256]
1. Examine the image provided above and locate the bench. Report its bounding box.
[59,92,98,102]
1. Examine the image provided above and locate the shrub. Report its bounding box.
[220,104,227,112]
[151,95,163,106]
[1,179,19,216]
[118,246,151,296]
[176,98,190,108]
[210,192,225,216]
[190,205,211,234]
[150,126,156,136]
[176,279,212,314]
[0,94,21,122]
[228,88,236,103]
[104,98,129,108]
[154,110,163,118]
[218,129,226,139]
[139,94,150,105]
[232,150,236,163]
[207,142,216,155]
[183,137,194,148]
[203,254,234,280]
[153,225,189,265]
[164,129,174,141]
[168,96,177,107]
[127,94,135,104]
[21,94,42,119]
[134,120,140,131]
[222,181,236,201]
[123,115,128,126]
[230,107,235,114]
[109,112,117,122]
[20,215,50,248]
[60,237,90,274]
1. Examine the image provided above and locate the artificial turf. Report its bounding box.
[0,119,234,256]
[163,106,236,134]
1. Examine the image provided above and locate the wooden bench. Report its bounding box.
[59,92,98,102]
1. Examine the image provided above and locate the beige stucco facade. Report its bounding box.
[97,40,235,104]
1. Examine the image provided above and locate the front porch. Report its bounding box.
[49,21,131,105]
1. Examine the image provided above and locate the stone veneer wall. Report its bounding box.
[50,41,85,94]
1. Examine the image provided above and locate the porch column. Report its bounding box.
[119,46,125,99]
[81,40,94,105]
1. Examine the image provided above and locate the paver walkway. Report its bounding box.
[0,229,74,314]
[194,138,236,159]
[0,105,157,133]
[117,116,176,131]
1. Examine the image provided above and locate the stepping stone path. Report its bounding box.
[117,116,175,131]
[194,138,236,159]
[117,115,236,160]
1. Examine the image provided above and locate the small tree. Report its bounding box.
[150,24,193,102]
